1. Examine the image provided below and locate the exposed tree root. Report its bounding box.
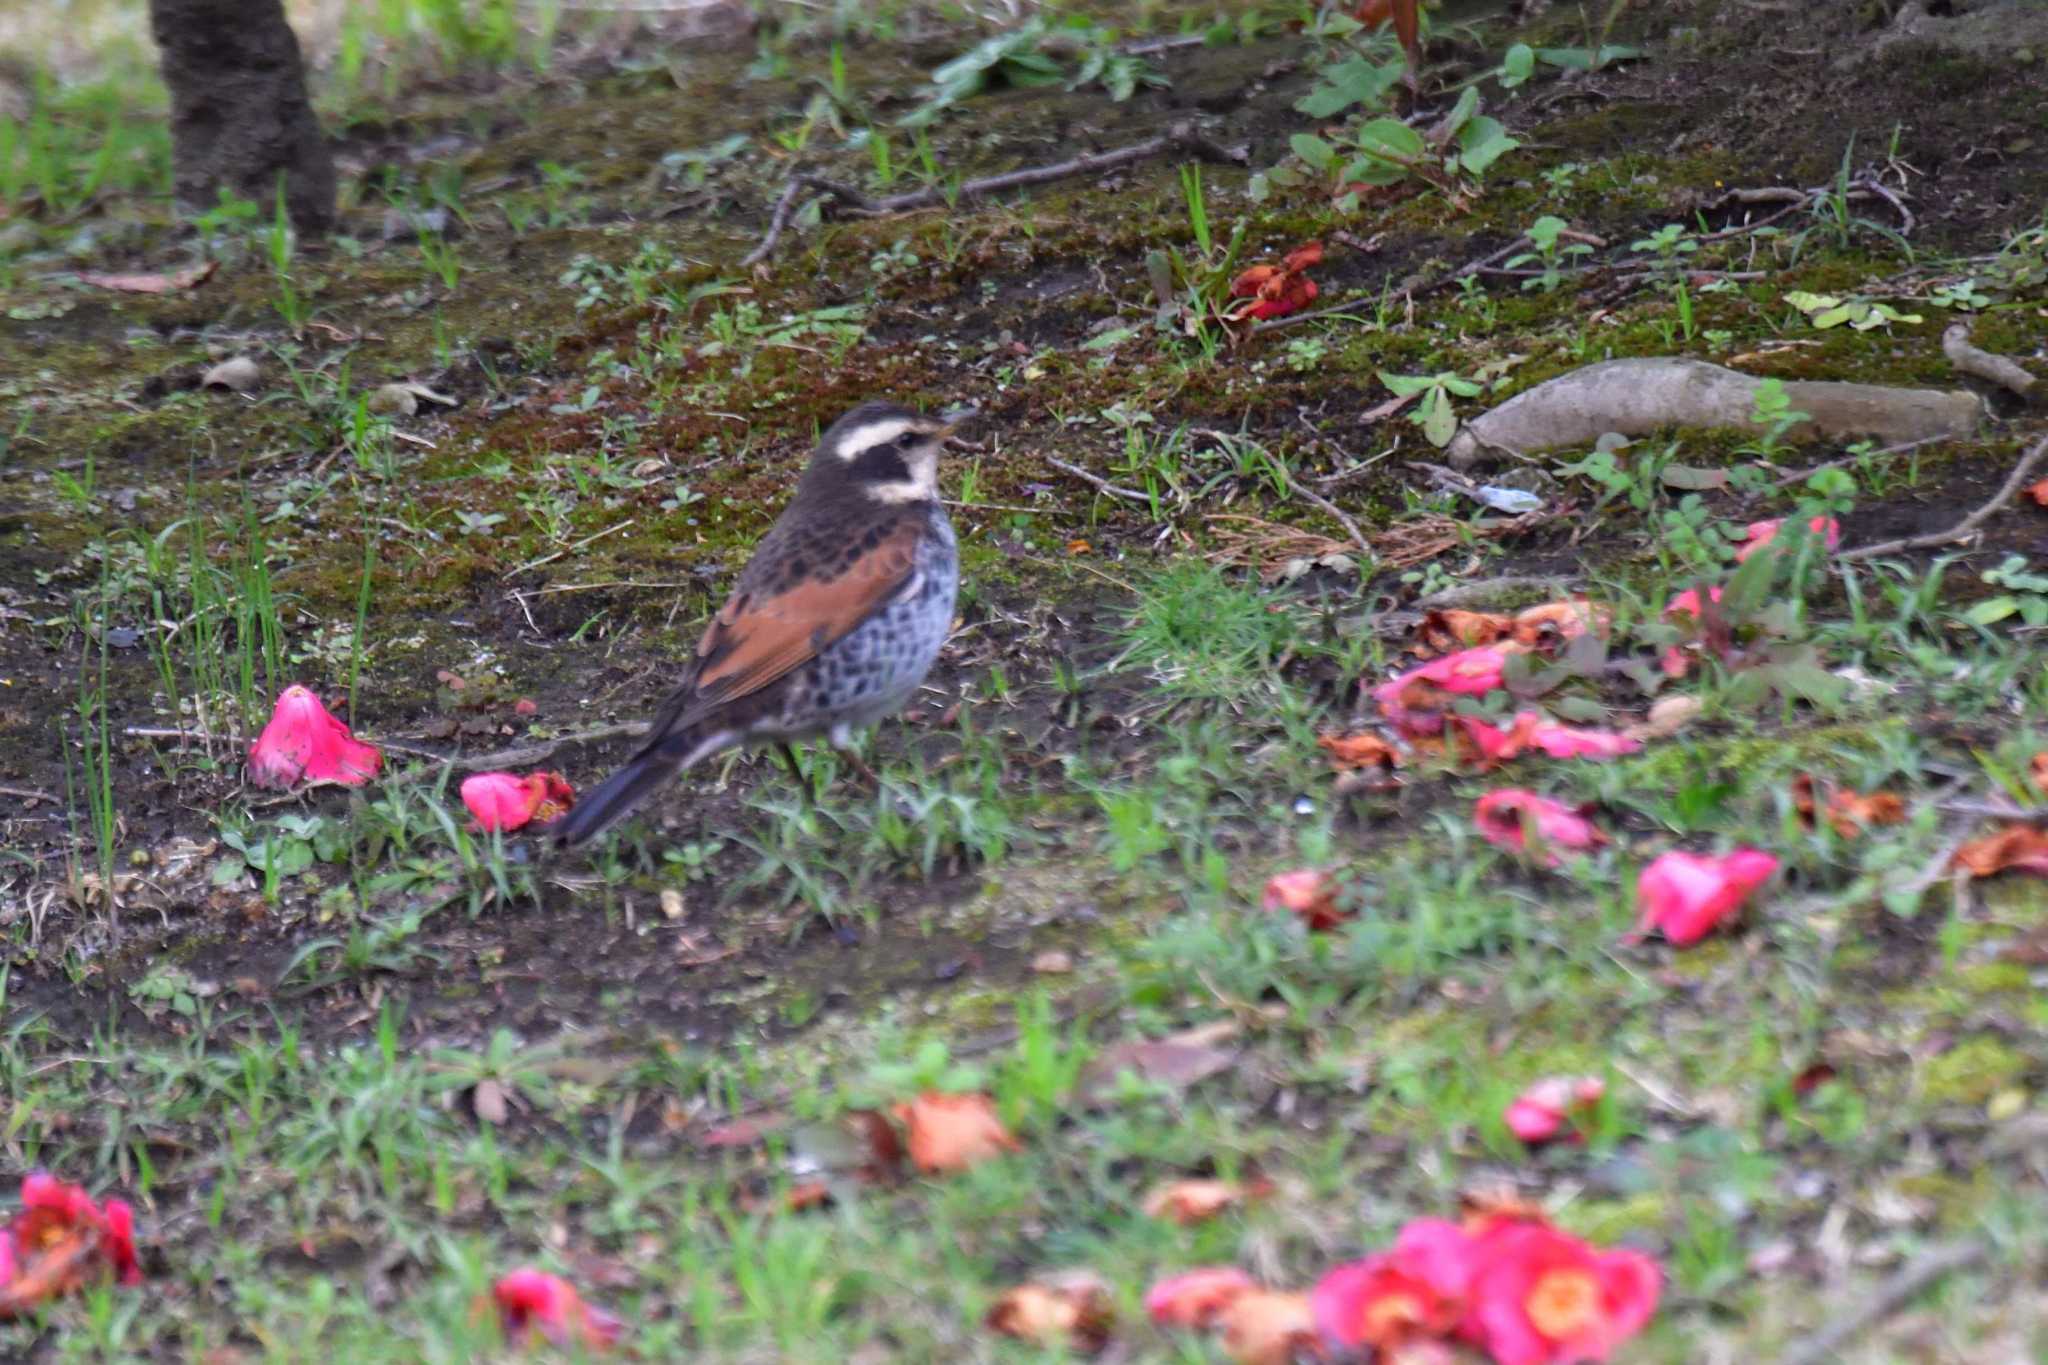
[1443,358,1982,468]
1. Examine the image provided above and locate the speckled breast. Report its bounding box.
[787,508,957,733]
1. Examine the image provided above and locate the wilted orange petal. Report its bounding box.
[1419,608,1512,653]
[1142,1178,1261,1225]
[1318,732,1400,771]
[2028,478,2048,508]
[1790,772,1818,825]
[1825,788,1905,838]
[1261,868,1349,931]
[892,1093,1020,1173]
[1217,1289,1319,1365]
[1512,598,1610,645]
[2031,751,2048,794]
[985,1272,1112,1352]
[1281,241,1325,273]
[1146,1266,1257,1328]
[1954,825,2048,879]
[1229,264,1282,299]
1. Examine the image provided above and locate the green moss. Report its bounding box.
[1921,1036,2032,1106]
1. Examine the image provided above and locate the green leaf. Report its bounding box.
[1377,370,1434,396]
[1442,87,1481,138]
[1965,596,2020,626]
[1295,56,1402,118]
[1290,132,1338,170]
[1499,43,1535,87]
[1420,388,1458,446]
[1353,116,1426,160]
[1455,116,1519,175]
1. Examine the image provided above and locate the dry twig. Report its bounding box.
[1044,455,1152,504]
[741,123,1245,267]
[1779,1239,1989,1365]
[1837,434,2048,562]
[1942,322,2037,399]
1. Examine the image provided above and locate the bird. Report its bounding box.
[554,400,969,848]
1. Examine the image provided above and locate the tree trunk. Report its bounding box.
[148,0,335,235]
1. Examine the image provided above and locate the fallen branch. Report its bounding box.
[1286,477,1373,561]
[1942,321,2037,399]
[1442,358,1982,469]
[1779,1239,1988,1365]
[1838,434,2048,562]
[1044,454,1152,504]
[741,122,1246,267]
[402,721,652,774]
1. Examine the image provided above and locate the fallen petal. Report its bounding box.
[492,1268,621,1350]
[1473,790,1607,866]
[985,1270,1112,1352]
[1633,848,1779,946]
[247,686,381,788]
[1217,1289,1319,1365]
[1955,825,2048,879]
[1261,868,1349,931]
[892,1093,1020,1173]
[1145,1266,1258,1328]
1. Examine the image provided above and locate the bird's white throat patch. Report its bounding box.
[832,417,916,460]
[864,447,940,504]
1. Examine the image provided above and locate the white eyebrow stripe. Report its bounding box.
[834,418,914,460]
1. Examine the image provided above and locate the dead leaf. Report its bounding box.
[76,260,218,294]
[658,888,686,920]
[1512,598,1609,645]
[1078,1020,1241,1106]
[1415,608,1512,655]
[472,1078,509,1125]
[202,356,261,393]
[1031,949,1074,975]
[1216,1290,1318,1365]
[1317,732,1400,771]
[892,1093,1019,1174]
[985,1270,1112,1352]
[1141,1177,1268,1225]
[366,381,458,417]
[1626,693,1703,741]
[1825,788,1906,838]
[1955,825,2048,879]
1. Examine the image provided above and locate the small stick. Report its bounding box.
[0,785,60,806]
[741,123,1245,267]
[1287,477,1373,561]
[506,519,637,578]
[1044,454,1152,504]
[1942,321,2037,399]
[1779,1238,1988,1365]
[402,722,653,774]
[1764,434,1952,491]
[1837,435,2048,562]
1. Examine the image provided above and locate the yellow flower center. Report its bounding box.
[1358,1292,1426,1341]
[1526,1268,1600,1339]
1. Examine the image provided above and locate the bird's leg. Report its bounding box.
[776,742,815,806]
[828,724,880,790]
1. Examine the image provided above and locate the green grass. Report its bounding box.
[3,0,2048,1359]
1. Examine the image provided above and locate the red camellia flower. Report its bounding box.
[1262,867,1349,931]
[492,1268,622,1350]
[1734,515,1841,563]
[1462,1220,1660,1365]
[1229,242,1323,321]
[1504,1076,1606,1145]
[1,1172,141,1317]
[1375,645,1515,737]
[1145,1266,1259,1328]
[247,685,382,788]
[1311,1219,1474,1351]
[460,771,576,832]
[1473,791,1606,866]
[1632,848,1779,946]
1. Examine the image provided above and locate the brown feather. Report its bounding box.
[665,514,922,732]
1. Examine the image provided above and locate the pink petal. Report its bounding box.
[247,686,381,788]
[462,771,540,832]
[1735,515,1841,563]
[1145,1266,1257,1328]
[1634,848,1779,946]
[1662,586,1721,624]
[1473,790,1606,865]
[1504,1076,1605,1144]
[1525,722,1642,760]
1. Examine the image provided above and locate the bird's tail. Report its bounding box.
[552,729,699,849]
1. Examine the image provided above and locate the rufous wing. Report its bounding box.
[673,517,921,728]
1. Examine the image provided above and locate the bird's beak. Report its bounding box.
[935,404,980,439]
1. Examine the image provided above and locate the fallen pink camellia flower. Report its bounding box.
[1504,1076,1606,1145]
[1262,867,1349,931]
[1375,646,1515,737]
[461,771,577,832]
[247,685,381,788]
[1473,791,1607,865]
[1462,1217,1660,1365]
[0,1172,141,1319]
[1734,515,1841,563]
[1311,1218,1473,1352]
[1632,848,1779,947]
[1662,586,1721,624]
[1457,714,1642,766]
[492,1267,622,1350]
[1145,1266,1259,1328]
